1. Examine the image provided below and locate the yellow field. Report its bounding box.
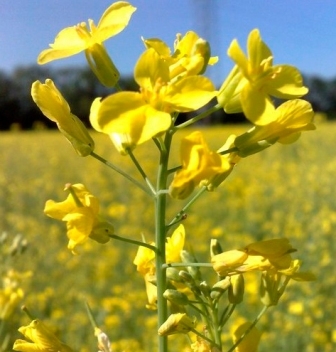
[1,122,335,351]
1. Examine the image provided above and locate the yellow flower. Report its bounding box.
[37,2,136,86]
[31,79,95,156]
[0,287,24,320]
[212,238,295,276]
[231,321,261,352]
[13,319,74,352]
[90,48,216,152]
[166,224,185,263]
[158,313,195,336]
[226,28,308,124]
[169,131,233,199]
[143,31,218,80]
[234,99,315,157]
[133,225,186,308]
[44,183,113,254]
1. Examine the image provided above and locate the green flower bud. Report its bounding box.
[163,289,189,306]
[228,274,244,304]
[180,250,202,281]
[210,238,223,257]
[210,277,231,301]
[166,268,183,282]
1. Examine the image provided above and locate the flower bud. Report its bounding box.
[259,272,279,306]
[210,277,231,301]
[163,289,189,306]
[180,250,202,281]
[166,268,183,282]
[158,313,194,336]
[85,43,120,87]
[210,238,223,257]
[89,221,114,244]
[228,274,244,304]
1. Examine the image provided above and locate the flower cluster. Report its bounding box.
[17,1,318,351]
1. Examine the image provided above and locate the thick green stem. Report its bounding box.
[155,131,173,352]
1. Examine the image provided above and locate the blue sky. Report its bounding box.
[2,0,336,85]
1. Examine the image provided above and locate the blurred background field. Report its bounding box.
[1,121,335,351]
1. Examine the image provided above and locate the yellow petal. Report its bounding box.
[134,48,170,89]
[247,28,272,70]
[227,39,249,77]
[267,65,308,98]
[90,94,171,146]
[38,27,86,64]
[241,83,276,125]
[164,76,216,112]
[232,321,261,352]
[96,1,136,43]
[142,37,171,57]
[166,224,185,263]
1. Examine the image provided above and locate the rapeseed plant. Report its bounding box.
[6,1,324,351]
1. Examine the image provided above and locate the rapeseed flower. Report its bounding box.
[31,79,94,156]
[234,99,315,157]
[13,319,74,352]
[44,183,113,254]
[231,321,261,352]
[158,313,195,336]
[90,48,216,153]
[212,238,296,276]
[169,131,233,199]
[133,225,186,309]
[143,31,218,80]
[223,28,308,124]
[37,2,136,87]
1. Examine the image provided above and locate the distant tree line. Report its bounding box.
[0,65,335,130]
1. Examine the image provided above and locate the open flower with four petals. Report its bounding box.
[222,29,308,125]
[234,99,316,157]
[90,48,217,153]
[44,183,114,254]
[38,1,136,86]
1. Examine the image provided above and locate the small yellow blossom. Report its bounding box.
[143,31,218,80]
[158,313,195,335]
[234,99,315,157]
[31,79,95,156]
[44,183,113,254]
[212,238,295,276]
[225,28,308,124]
[90,48,216,152]
[166,224,185,263]
[133,225,186,308]
[37,2,136,86]
[13,319,74,352]
[231,321,261,352]
[169,131,233,199]
[0,287,24,320]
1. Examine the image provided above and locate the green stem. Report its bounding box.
[227,305,268,352]
[155,130,173,352]
[162,262,213,269]
[90,152,152,197]
[128,150,156,196]
[108,234,157,253]
[167,186,207,227]
[173,104,222,130]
